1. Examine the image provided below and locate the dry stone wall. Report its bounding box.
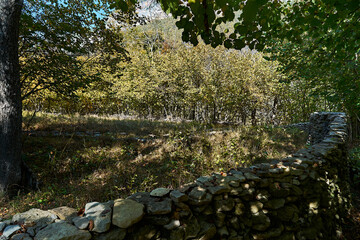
[0,112,351,240]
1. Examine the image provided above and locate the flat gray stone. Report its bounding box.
[84,202,112,233]
[3,225,21,238]
[35,221,91,240]
[48,206,78,223]
[127,192,172,215]
[208,185,229,195]
[0,222,6,232]
[112,199,144,228]
[10,233,32,240]
[150,188,171,197]
[244,172,261,181]
[93,227,126,240]
[12,208,57,228]
[188,193,212,206]
[147,198,172,215]
[72,216,90,230]
[189,186,207,200]
[170,190,188,203]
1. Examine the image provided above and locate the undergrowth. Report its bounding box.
[0,112,307,219]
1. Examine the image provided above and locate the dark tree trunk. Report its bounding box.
[0,0,24,194]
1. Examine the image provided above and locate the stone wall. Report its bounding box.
[0,112,351,240]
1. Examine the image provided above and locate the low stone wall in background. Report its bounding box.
[0,112,351,240]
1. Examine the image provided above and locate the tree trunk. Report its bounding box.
[0,0,24,194]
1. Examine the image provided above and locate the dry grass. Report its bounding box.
[0,112,307,219]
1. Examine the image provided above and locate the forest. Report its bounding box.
[0,0,359,239]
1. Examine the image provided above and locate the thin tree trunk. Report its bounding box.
[0,0,25,194]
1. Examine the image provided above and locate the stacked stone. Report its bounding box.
[0,112,350,240]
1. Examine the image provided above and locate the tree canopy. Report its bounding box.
[157,0,359,125]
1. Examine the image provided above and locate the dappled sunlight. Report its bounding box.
[0,117,308,219]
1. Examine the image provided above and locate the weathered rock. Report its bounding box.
[93,227,126,240]
[178,183,197,193]
[188,186,207,200]
[256,190,270,203]
[169,227,184,240]
[127,192,172,215]
[239,188,255,200]
[208,185,230,195]
[48,206,78,223]
[3,225,21,239]
[130,224,157,240]
[150,188,171,197]
[197,220,216,240]
[0,222,6,232]
[10,233,32,240]
[250,201,264,214]
[12,208,57,229]
[72,216,90,230]
[233,174,246,183]
[34,221,91,240]
[265,198,286,209]
[252,224,284,239]
[188,193,212,206]
[214,198,235,212]
[244,172,261,181]
[144,215,171,225]
[278,232,296,240]
[225,176,241,187]
[127,192,151,204]
[112,199,144,228]
[252,211,271,231]
[170,190,188,203]
[234,202,246,216]
[26,227,36,237]
[230,188,243,196]
[147,198,172,215]
[296,228,318,240]
[277,205,298,222]
[215,212,226,227]
[269,183,290,197]
[84,202,112,233]
[164,220,180,230]
[218,226,229,237]
[196,176,214,186]
[184,216,200,239]
[229,217,240,230]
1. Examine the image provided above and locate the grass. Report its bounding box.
[0,112,307,219]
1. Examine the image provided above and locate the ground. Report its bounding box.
[1,112,307,219]
[1,112,359,239]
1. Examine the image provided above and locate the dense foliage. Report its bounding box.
[21,0,359,127]
[20,0,130,103]
[158,0,359,132]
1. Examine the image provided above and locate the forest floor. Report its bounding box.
[1,112,359,239]
[1,112,307,218]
